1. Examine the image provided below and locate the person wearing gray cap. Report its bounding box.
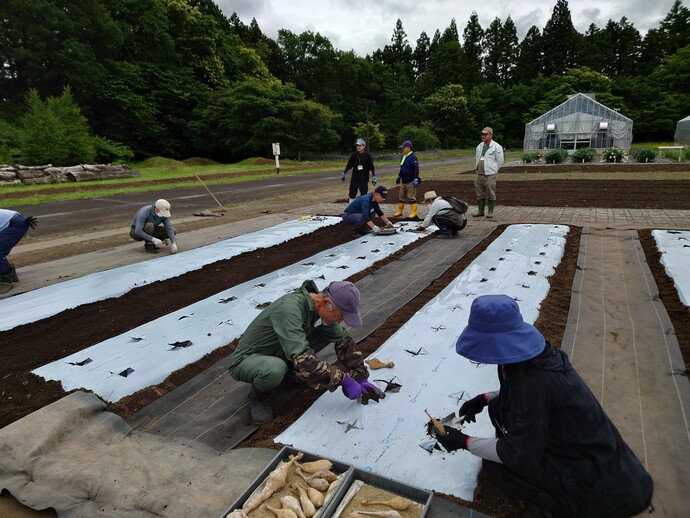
[342,138,377,202]
[228,280,385,424]
[474,127,504,218]
[129,199,178,254]
[435,295,653,517]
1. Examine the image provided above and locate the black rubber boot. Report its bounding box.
[437,227,453,239]
[0,271,13,294]
[248,385,273,424]
[9,265,18,283]
[144,242,159,254]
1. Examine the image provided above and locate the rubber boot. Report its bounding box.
[248,385,274,424]
[409,203,418,219]
[437,227,452,239]
[472,199,485,217]
[487,200,495,218]
[144,241,159,254]
[393,203,405,217]
[0,271,13,294]
[9,265,18,283]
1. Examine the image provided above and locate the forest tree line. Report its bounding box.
[1,0,689,165]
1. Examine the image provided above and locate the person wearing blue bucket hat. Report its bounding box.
[435,295,653,517]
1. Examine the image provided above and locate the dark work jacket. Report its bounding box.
[344,193,383,222]
[494,347,653,518]
[397,151,419,184]
[343,151,375,181]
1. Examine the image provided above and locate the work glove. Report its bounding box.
[395,176,401,185]
[341,374,365,400]
[415,225,426,232]
[459,393,489,423]
[25,216,38,229]
[384,221,394,229]
[359,379,385,400]
[341,172,346,182]
[436,426,470,452]
[372,176,377,185]
[151,237,163,247]
[371,225,381,234]
[412,178,420,187]
[170,242,178,254]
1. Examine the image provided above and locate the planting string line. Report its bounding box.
[196,403,248,443]
[567,229,588,364]
[599,231,608,405]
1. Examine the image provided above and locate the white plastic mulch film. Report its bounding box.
[523,93,632,151]
[32,221,429,402]
[652,229,690,306]
[0,217,343,332]
[276,224,570,501]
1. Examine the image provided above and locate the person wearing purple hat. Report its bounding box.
[436,294,652,517]
[228,280,385,424]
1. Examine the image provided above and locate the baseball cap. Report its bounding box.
[355,138,366,146]
[374,185,389,199]
[399,140,413,149]
[326,281,362,327]
[155,199,171,217]
[481,127,493,135]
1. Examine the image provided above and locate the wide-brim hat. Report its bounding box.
[455,295,545,364]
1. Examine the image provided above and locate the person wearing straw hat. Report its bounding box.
[436,295,653,517]
[129,199,177,254]
[228,280,385,424]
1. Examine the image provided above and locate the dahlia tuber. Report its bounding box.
[361,496,413,511]
[295,467,329,491]
[289,481,316,517]
[365,358,395,369]
[266,505,298,518]
[226,511,249,518]
[280,495,307,518]
[353,511,402,518]
[293,456,333,474]
[242,452,303,513]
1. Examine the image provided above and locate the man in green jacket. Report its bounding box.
[228,280,384,424]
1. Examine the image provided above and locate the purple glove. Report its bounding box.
[341,374,365,400]
[359,379,385,400]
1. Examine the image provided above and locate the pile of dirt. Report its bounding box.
[182,157,220,165]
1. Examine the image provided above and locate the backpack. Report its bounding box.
[445,196,469,214]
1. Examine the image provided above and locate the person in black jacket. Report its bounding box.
[437,294,653,518]
[392,140,420,219]
[342,138,376,202]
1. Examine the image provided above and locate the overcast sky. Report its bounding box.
[214,0,680,56]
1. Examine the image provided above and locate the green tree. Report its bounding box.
[542,0,581,75]
[397,122,440,150]
[514,26,543,83]
[19,87,94,166]
[421,84,473,148]
[462,13,485,90]
[286,100,339,159]
[352,122,385,150]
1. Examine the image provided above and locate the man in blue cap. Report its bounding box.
[228,280,385,424]
[342,138,376,202]
[436,294,653,517]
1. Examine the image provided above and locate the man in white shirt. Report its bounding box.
[474,127,504,218]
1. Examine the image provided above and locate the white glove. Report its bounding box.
[151,238,163,247]
[170,242,178,254]
[385,221,394,229]
[371,225,381,234]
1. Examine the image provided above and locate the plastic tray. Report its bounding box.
[221,446,352,518]
[322,468,433,518]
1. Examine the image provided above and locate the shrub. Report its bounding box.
[544,148,568,164]
[397,122,440,151]
[571,147,596,163]
[92,136,134,163]
[601,147,624,163]
[522,152,541,163]
[631,147,656,163]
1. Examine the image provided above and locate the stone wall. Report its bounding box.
[0,164,140,186]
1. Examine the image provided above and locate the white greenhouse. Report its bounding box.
[675,115,690,145]
[524,93,633,151]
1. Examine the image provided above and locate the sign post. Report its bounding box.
[272,143,281,174]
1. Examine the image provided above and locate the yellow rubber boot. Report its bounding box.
[409,203,418,219]
[393,203,405,217]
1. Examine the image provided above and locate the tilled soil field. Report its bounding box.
[1,173,689,517]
